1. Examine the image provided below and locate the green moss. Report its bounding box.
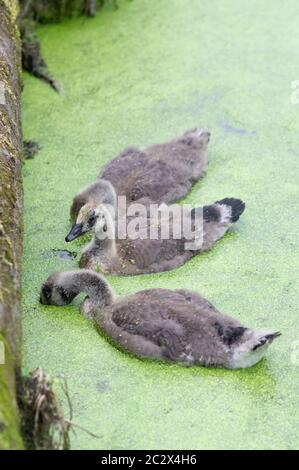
[0,0,21,58]
[22,0,299,449]
[0,334,23,450]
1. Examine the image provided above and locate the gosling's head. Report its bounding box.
[178,128,210,148]
[40,272,77,306]
[65,203,114,242]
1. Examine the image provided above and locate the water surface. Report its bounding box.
[22,0,299,449]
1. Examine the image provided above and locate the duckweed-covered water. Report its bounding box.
[22,0,299,449]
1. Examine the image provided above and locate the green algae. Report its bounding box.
[22,0,299,449]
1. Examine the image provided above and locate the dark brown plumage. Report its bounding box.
[40,270,280,369]
[70,128,210,223]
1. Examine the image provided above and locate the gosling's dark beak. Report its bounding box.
[65,223,84,242]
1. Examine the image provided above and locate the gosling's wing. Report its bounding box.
[121,237,192,273]
[99,146,148,198]
[137,128,210,204]
[175,289,217,311]
[109,291,235,363]
[98,304,165,361]
[100,150,190,206]
[127,130,210,206]
[174,288,244,336]
[121,207,193,272]
[108,291,257,367]
[110,295,188,360]
[99,129,210,206]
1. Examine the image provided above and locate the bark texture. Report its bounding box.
[0,0,24,450]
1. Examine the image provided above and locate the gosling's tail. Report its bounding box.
[229,330,281,369]
[189,197,245,252]
[194,197,245,224]
[216,198,246,223]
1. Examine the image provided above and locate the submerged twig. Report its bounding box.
[18,368,70,449]
[18,368,99,450]
[64,420,100,439]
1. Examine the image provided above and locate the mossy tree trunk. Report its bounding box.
[0,0,24,450]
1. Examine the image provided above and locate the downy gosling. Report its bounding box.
[40,269,280,369]
[70,128,210,223]
[66,198,246,275]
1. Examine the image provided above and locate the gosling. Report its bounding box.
[70,128,210,223]
[40,269,280,369]
[66,198,246,275]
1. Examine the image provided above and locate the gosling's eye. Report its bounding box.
[88,214,96,224]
